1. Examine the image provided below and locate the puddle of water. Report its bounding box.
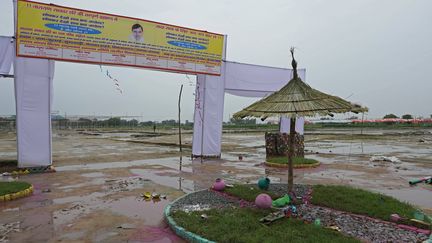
[130,169,195,193]
[58,178,107,190]
[60,231,86,241]
[109,196,169,222]
[306,140,432,159]
[81,172,105,178]
[129,225,184,242]
[53,192,106,205]
[52,193,170,229]
[375,187,432,208]
[56,157,192,173]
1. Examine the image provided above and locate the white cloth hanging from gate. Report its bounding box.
[15,57,55,167]
[0,36,14,75]
[224,61,305,97]
[192,63,226,157]
[280,116,305,135]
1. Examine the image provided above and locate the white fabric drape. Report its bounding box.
[224,61,305,97]
[192,60,306,157]
[0,36,14,75]
[192,63,226,157]
[15,57,54,167]
[280,116,305,135]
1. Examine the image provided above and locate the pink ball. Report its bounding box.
[255,193,272,209]
[213,178,225,191]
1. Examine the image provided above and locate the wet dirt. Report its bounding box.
[0,128,431,242]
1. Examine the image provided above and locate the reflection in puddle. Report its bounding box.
[130,169,195,193]
[375,187,432,208]
[56,157,192,173]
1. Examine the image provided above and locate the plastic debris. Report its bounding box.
[370,156,401,163]
[272,194,291,208]
[314,218,321,227]
[390,214,402,222]
[325,225,341,232]
[259,211,285,225]
[409,176,432,185]
[182,204,211,213]
[117,223,136,229]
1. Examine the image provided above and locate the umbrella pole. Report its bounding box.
[288,117,296,192]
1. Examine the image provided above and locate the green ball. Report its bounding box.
[258,177,270,190]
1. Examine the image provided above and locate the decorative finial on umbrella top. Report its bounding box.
[290,47,298,79]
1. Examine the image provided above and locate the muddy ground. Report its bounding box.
[0,128,431,242]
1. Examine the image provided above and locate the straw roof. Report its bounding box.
[233,49,368,120]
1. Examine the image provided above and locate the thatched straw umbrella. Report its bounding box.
[233,48,368,192]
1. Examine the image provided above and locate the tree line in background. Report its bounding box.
[1,114,432,131]
[383,114,415,119]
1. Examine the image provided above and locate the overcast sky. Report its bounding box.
[1,0,431,121]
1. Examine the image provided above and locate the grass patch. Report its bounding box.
[172,208,360,243]
[0,181,31,196]
[225,184,281,201]
[311,185,418,221]
[267,156,318,165]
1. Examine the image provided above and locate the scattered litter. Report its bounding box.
[61,204,84,213]
[325,225,341,232]
[42,189,51,193]
[259,211,285,225]
[391,214,402,222]
[140,191,166,201]
[370,156,401,163]
[314,218,321,227]
[1,172,11,176]
[117,223,136,229]
[409,176,432,185]
[272,194,291,208]
[181,204,211,213]
[0,221,20,242]
[410,219,431,230]
[2,208,19,213]
[282,205,298,217]
[11,169,30,176]
[200,214,208,220]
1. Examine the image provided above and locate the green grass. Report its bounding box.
[0,181,31,196]
[172,208,360,243]
[311,185,418,221]
[267,156,319,165]
[225,184,281,201]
